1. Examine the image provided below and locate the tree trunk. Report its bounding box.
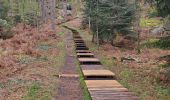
[92,33,95,42]
[62,0,67,22]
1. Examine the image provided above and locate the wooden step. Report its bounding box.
[88,87,128,92]
[90,91,139,100]
[91,95,138,100]
[77,53,94,56]
[76,45,87,48]
[85,80,139,100]
[75,41,85,44]
[78,58,101,65]
[74,40,84,41]
[76,50,91,53]
[73,35,80,37]
[74,36,82,38]
[78,58,100,62]
[74,38,83,41]
[77,53,94,58]
[75,43,85,45]
[82,70,115,80]
[75,43,86,45]
[80,65,104,70]
[76,47,89,50]
[85,80,123,88]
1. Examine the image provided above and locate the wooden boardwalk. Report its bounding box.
[72,33,139,100]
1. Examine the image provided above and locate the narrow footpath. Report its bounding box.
[55,29,82,100]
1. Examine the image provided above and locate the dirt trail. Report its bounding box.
[55,28,82,100]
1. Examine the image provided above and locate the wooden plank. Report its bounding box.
[76,50,91,53]
[80,65,104,70]
[74,39,83,41]
[83,70,115,77]
[91,96,138,100]
[77,53,94,56]
[76,46,87,48]
[88,87,128,92]
[75,43,85,45]
[59,74,79,78]
[74,38,83,41]
[85,80,123,88]
[78,58,100,62]
[74,36,82,38]
[89,87,138,100]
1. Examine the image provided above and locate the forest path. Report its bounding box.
[62,18,139,100]
[55,25,83,100]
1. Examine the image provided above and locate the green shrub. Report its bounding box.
[155,84,170,100]
[0,19,13,39]
[142,37,170,49]
[140,18,163,28]
[148,8,158,18]
[24,12,39,27]
[0,19,8,28]
[14,15,22,23]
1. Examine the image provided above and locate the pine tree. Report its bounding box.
[84,0,136,45]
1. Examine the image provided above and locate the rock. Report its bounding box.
[121,56,143,63]
[121,57,136,62]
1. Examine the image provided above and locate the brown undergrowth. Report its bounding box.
[0,23,66,100]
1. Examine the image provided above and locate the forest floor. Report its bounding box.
[65,18,170,100]
[0,23,67,100]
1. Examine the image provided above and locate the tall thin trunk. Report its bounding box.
[51,0,56,30]
[135,0,141,54]
[63,0,67,22]
[96,0,99,50]
[88,2,91,30]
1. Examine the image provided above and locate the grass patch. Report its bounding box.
[76,61,91,100]
[89,44,98,51]
[54,41,65,70]
[148,7,158,18]
[100,56,115,69]
[22,83,40,100]
[28,84,40,99]
[37,44,54,51]
[119,69,134,88]
[22,83,52,100]
[58,32,64,36]
[142,37,170,49]
[155,84,170,100]
[140,18,163,28]
[18,54,37,64]
[18,54,48,64]
[159,63,170,68]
